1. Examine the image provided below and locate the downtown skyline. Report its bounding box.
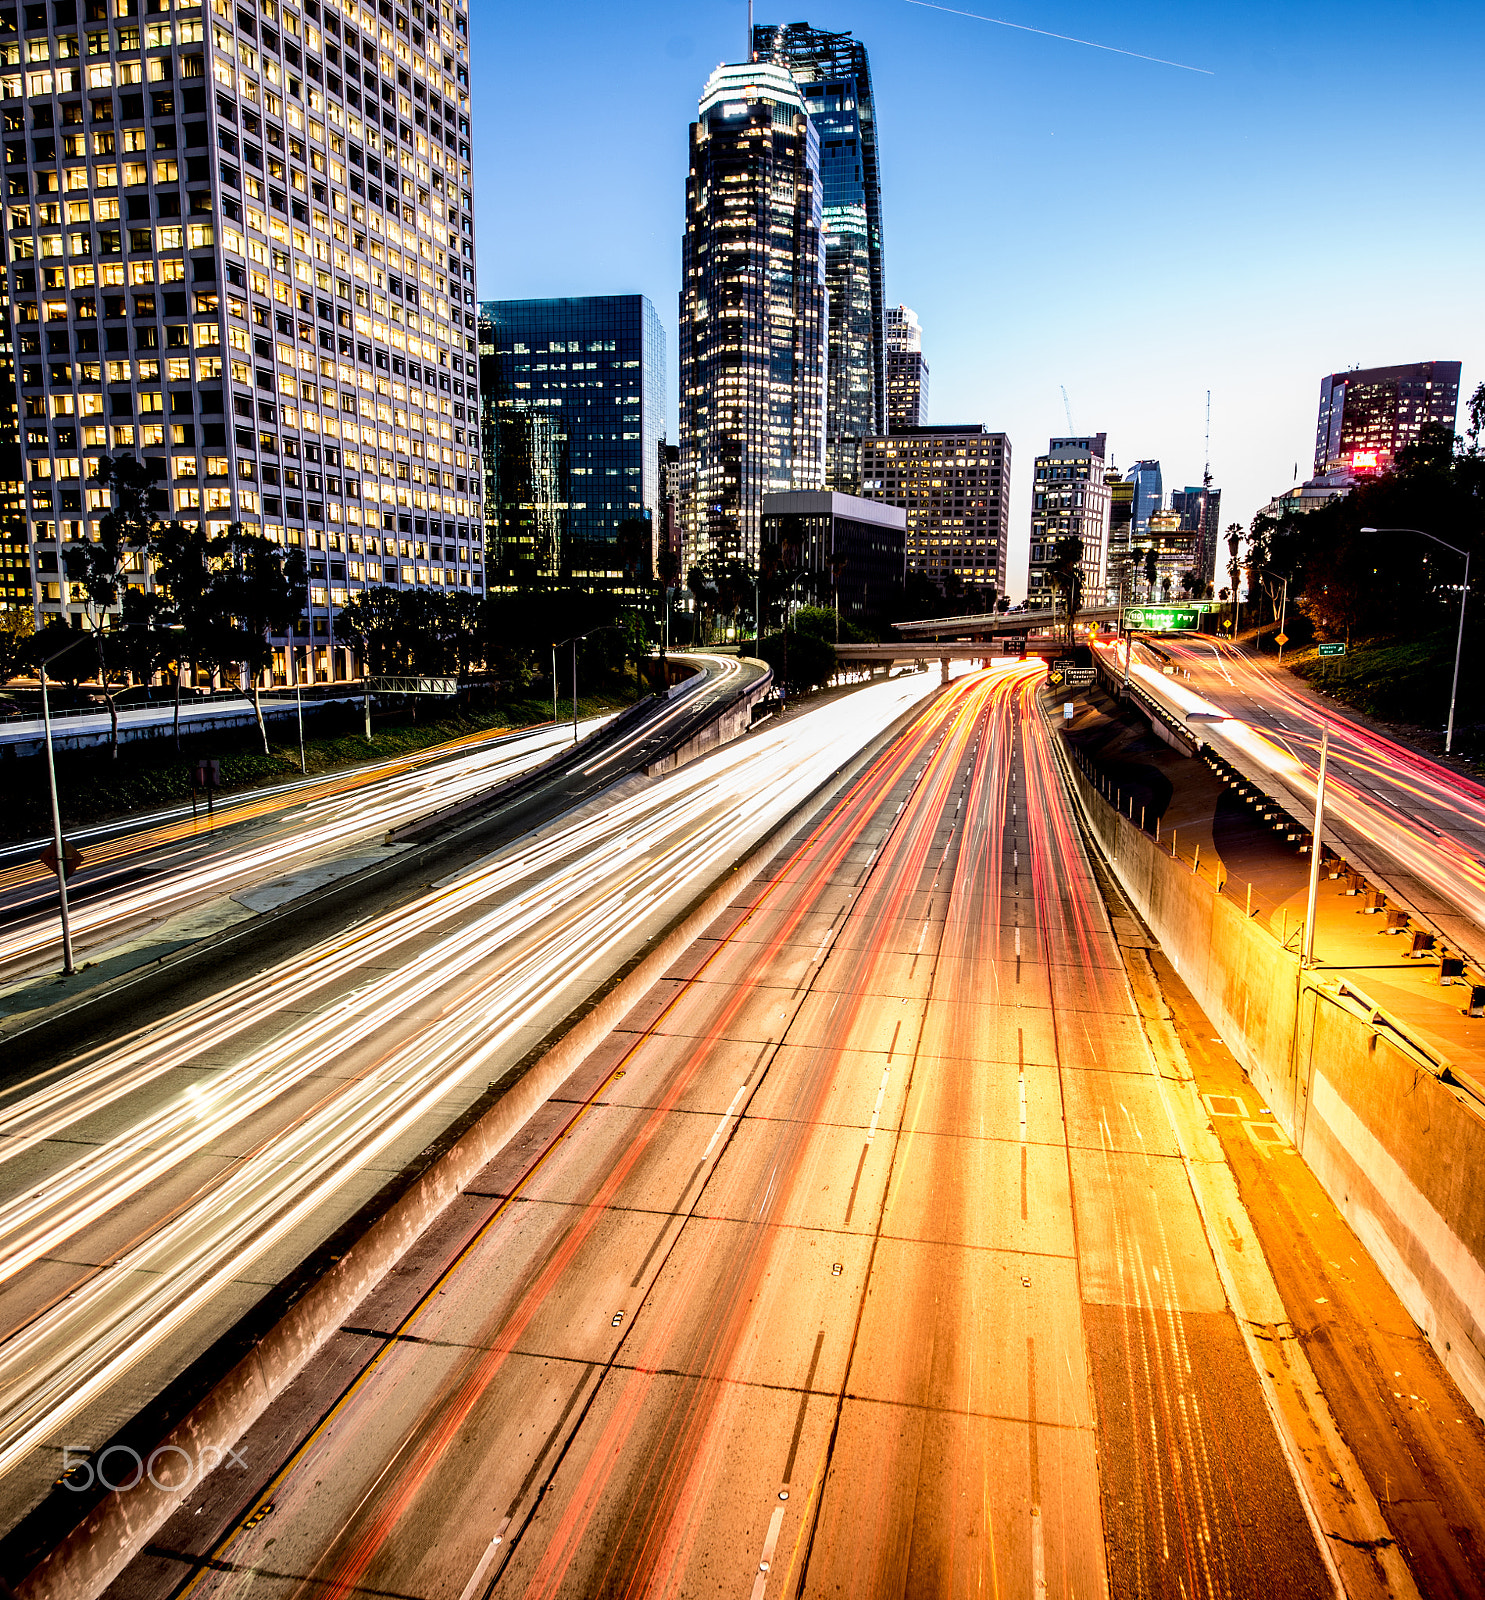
[473,0,1484,598]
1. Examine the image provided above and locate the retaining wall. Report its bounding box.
[1056,722,1485,1421]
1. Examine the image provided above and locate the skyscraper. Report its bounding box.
[679,59,827,575]
[861,423,1009,599]
[1170,482,1222,592]
[1027,434,1109,607]
[8,0,480,680]
[1314,360,1461,478]
[885,304,928,431]
[754,21,884,492]
[480,296,665,584]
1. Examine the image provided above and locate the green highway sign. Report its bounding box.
[1317,642,1347,658]
[1124,606,1202,632]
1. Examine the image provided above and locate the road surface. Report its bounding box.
[0,665,940,1538]
[111,663,1331,1600]
[0,657,744,989]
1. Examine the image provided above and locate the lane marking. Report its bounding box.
[749,1505,787,1598]
[455,1514,512,1600]
[702,1082,750,1162]
[865,1065,891,1143]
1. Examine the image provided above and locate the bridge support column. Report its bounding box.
[940,655,950,685]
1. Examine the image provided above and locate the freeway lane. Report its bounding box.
[1110,636,1485,965]
[0,663,938,1540]
[0,657,747,995]
[116,664,1331,1600]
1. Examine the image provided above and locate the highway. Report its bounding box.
[112,663,1331,1600]
[0,663,941,1537]
[0,658,739,989]
[1109,635,1485,965]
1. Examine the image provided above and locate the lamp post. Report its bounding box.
[1362,527,1470,755]
[1302,724,1330,968]
[36,633,90,975]
[1255,568,1289,663]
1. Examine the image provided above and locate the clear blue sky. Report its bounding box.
[472,1,1484,598]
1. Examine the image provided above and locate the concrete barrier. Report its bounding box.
[1052,713,1485,1424]
[643,662,772,777]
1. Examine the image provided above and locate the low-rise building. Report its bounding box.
[760,489,906,622]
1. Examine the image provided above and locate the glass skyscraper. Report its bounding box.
[679,60,827,575]
[480,295,664,583]
[754,21,885,492]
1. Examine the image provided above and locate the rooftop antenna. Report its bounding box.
[747,0,754,59]
[1060,385,1074,433]
[1202,389,1212,489]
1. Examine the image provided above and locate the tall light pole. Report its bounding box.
[1302,724,1330,968]
[36,633,90,975]
[1255,568,1289,663]
[1362,527,1470,755]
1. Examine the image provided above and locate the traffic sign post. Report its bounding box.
[1123,605,1204,633]
[39,840,83,878]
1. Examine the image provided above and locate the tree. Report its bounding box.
[615,517,652,584]
[1160,575,1173,603]
[1047,536,1085,644]
[117,587,178,699]
[1179,569,1202,599]
[0,604,34,684]
[150,518,214,749]
[206,526,307,754]
[445,590,484,690]
[1141,547,1158,602]
[339,584,406,739]
[686,564,718,643]
[62,455,156,757]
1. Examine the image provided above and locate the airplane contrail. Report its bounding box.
[902,0,1215,74]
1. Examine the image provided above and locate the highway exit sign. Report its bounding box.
[1317,642,1347,658]
[1124,606,1201,632]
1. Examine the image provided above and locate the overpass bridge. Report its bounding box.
[890,605,1123,640]
[835,640,1070,683]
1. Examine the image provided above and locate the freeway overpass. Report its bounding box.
[834,640,1070,682]
[890,604,1124,639]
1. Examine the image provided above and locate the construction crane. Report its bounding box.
[1060,386,1074,434]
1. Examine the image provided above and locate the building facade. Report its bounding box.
[479,296,665,584]
[885,303,926,431]
[679,59,827,576]
[860,423,1009,600]
[760,487,904,621]
[1103,469,1134,604]
[1314,360,1462,478]
[754,22,884,493]
[1169,481,1221,592]
[4,0,480,680]
[1027,434,1109,608]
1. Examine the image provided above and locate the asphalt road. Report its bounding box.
[1115,634,1485,968]
[0,663,941,1543]
[112,662,1333,1600]
[0,657,749,988]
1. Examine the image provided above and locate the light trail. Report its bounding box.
[0,659,729,979]
[176,664,1026,1600]
[0,668,950,1495]
[1103,638,1485,941]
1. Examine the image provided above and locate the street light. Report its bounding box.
[1362,527,1470,755]
[35,632,91,975]
[1255,568,1289,663]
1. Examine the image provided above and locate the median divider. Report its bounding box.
[5,677,947,1600]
